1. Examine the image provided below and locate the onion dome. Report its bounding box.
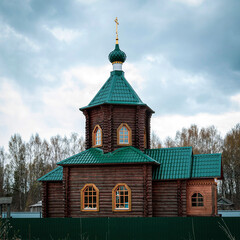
[108,44,127,64]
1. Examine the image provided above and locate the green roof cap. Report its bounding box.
[191,154,222,178]
[145,147,193,180]
[80,71,148,110]
[108,44,127,63]
[57,146,158,165]
[38,166,63,182]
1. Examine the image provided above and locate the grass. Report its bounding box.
[218,218,236,240]
[0,218,21,240]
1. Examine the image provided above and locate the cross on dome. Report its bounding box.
[115,17,119,44]
[108,18,127,70]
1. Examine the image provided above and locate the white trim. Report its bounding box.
[113,63,122,71]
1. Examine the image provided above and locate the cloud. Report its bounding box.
[0,0,240,150]
[44,26,85,43]
[0,63,144,148]
[172,0,205,6]
[0,21,40,52]
[152,111,240,141]
[231,94,240,107]
[133,54,236,116]
[0,78,44,149]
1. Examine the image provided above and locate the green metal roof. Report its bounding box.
[57,146,158,165]
[80,71,147,110]
[191,154,221,178]
[38,166,63,182]
[39,147,222,182]
[145,147,222,180]
[145,147,193,180]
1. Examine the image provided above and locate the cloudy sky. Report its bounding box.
[0,0,240,148]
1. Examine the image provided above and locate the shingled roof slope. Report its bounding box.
[39,147,222,181]
[80,71,149,110]
[57,146,158,165]
[191,154,221,178]
[38,166,63,182]
[145,147,193,180]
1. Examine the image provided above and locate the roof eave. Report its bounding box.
[58,161,159,167]
[80,102,154,113]
[38,179,63,182]
[190,176,221,179]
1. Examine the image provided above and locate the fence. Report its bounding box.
[3,217,240,240]
[2,212,41,218]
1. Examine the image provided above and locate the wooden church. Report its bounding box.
[39,19,222,218]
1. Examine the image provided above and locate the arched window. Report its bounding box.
[92,125,102,147]
[81,184,99,211]
[117,123,132,145]
[191,193,204,207]
[112,183,131,211]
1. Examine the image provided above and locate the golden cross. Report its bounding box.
[114,17,119,44]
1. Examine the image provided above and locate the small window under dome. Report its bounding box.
[92,125,102,147]
[117,123,132,146]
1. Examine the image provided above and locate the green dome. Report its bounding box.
[108,44,127,64]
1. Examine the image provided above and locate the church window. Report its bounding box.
[191,193,204,207]
[81,184,99,211]
[112,183,131,211]
[117,123,132,145]
[92,125,102,147]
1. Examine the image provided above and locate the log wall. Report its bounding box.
[63,164,152,218]
[42,181,64,218]
[152,180,187,217]
[83,104,152,153]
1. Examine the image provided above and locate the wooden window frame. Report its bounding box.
[191,192,204,207]
[81,183,99,212]
[112,183,131,212]
[117,123,132,146]
[92,125,102,147]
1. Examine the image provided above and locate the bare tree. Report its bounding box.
[9,134,28,211]
[151,132,162,149]
[174,124,222,154]
[3,163,12,197]
[222,124,240,208]
[0,147,5,196]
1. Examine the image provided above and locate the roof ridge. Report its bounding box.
[146,146,193,151]
[57,148,104,165]
[119,74,143,103]
[193,153,221,157]
[88,75,112,106]
[130,146,158,163]
[107,72,117,102]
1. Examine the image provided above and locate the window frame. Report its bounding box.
[117,123,132,146]
[92,125,102,147]
[191,192,204,207]
[81,183,99,212]
[112,183,131,212]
